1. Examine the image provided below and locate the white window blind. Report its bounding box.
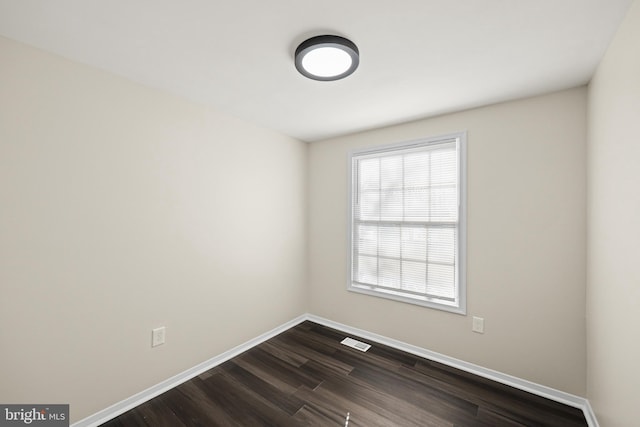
[348,133,466,313]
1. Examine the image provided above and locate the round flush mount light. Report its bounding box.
[295,35,359,81]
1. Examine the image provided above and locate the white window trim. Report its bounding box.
[347,132,467,315]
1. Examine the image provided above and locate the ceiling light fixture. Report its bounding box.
[295,35,359,81]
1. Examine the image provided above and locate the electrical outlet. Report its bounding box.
[472,317,484,334]
[152,327,166,347]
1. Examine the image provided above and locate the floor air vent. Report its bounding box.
[340,337,371,352]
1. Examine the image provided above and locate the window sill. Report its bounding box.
[348,283,466,315]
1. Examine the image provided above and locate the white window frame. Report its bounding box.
[347,132,467,314]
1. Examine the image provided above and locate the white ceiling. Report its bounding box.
[0,0,633,141]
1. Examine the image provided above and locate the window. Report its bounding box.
[348,132,466,314]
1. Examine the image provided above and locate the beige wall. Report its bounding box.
[587,1,640,425]
[309,87,587,395]
[0,37,307,423]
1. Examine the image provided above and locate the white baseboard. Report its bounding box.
[582,400,600,427]
[73,313,599,427]
[72,314,307,427]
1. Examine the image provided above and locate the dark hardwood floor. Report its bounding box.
[101,321,587,426]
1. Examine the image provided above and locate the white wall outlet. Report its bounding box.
[152,326,166,347]
[472,316,485,334]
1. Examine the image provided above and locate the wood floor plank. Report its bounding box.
[170,380,240,426]
[269,333,354,377]
[195,370,292,426]
[299,361,460,427]
[259,340,309,368]
[100,409,149,427]
[100,321,588,427]
[330,348,482,422]
[221,363,305,416]
[134,394,187,427]
[290,404,342,427]
[476,405,531,427]
[233,347,323,393]
[410,359,587,426]
[294,384,419,427]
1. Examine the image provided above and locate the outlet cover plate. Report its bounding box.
[152,327,166,347]
[472,317,484,334]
